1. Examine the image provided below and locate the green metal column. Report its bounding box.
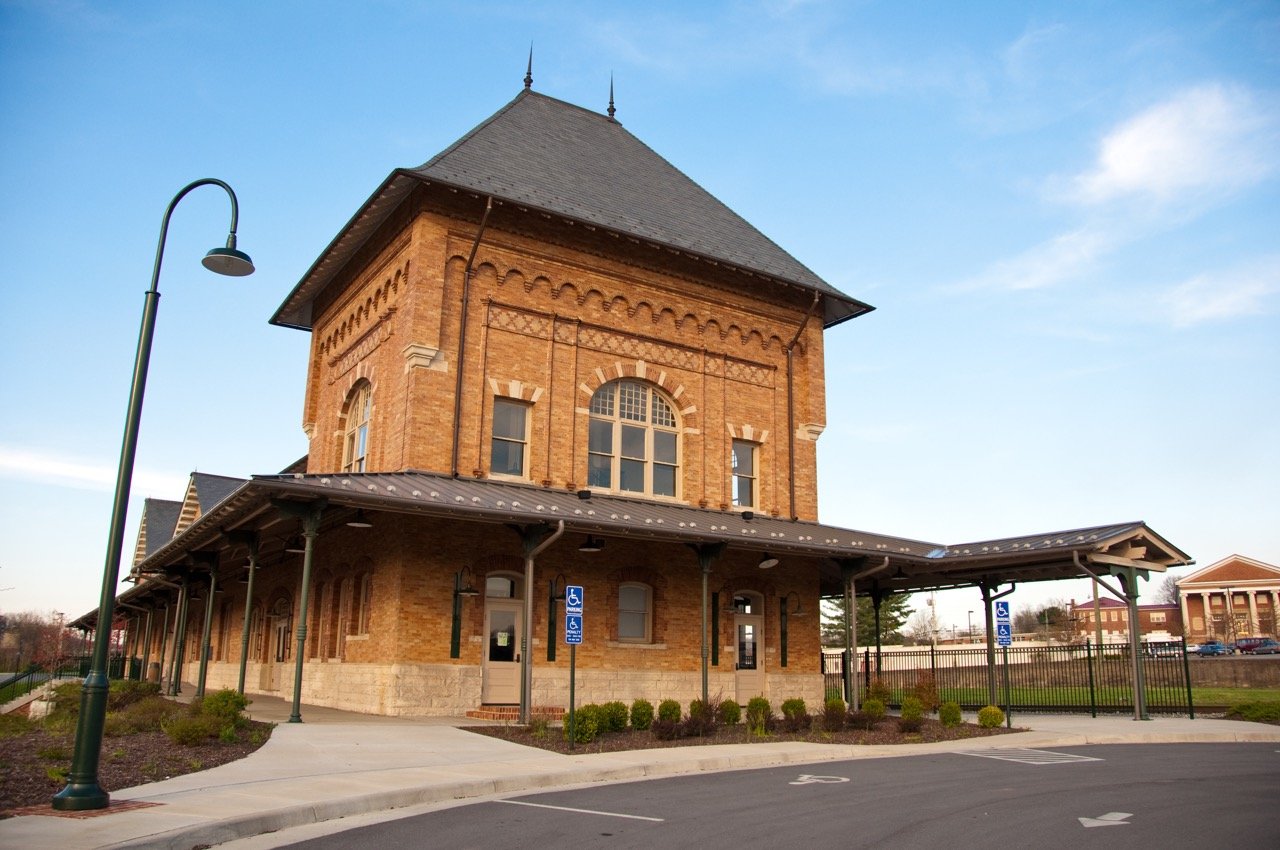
[234,533,259,695]
[288,503,324,723]
[195,555,218,697]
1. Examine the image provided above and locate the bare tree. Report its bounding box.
[1151,575,1180,606]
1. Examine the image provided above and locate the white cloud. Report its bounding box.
[954,225,1116,291]
[0,447,186,497]
[1068,83,1278,206]
[1162,256,1280,328]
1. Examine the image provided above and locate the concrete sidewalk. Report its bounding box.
[4,695,1278,850]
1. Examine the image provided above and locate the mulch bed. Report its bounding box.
[0,721,273,816]
[466,717,1020,755]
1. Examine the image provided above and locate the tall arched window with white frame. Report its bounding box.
[587,380,679,497]
[341,381,372,472]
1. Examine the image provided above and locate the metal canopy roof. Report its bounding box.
[84,470,1190,629]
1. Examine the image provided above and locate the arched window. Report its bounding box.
[588,380,679,497]
[341,381,372,472]
[618,583,653,643]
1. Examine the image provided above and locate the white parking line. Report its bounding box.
[498,799,665,822]
[957,748,1103,765]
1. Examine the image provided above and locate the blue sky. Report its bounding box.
[1,1,1277,634]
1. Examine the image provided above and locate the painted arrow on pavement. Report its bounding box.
[1079,812,1132,828]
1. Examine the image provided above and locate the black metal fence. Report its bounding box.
[823,639,1193,717]
[0,655,140,704]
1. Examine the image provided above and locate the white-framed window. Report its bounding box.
[1150,612,1166,623]
[341,381,372,472]
[588,380,679,497]
[731,439,757,508]
[490,398,529,478]
[618,583,652,642]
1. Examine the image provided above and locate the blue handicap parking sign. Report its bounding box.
[565,585,583,616]
[565,613,583,644]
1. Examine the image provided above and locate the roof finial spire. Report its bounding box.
[524,45,533,90]
[607,74,616,120]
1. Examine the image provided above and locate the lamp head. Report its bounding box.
[758,553,779,570]
[203,233,254,276]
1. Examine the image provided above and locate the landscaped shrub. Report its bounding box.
[1226,700,1280,724]
[938,701,963,728]
[651,716,682,740]
[107,679,161,711]
[685,696,718,737]
[195,689,250,728]
[867,678,892,705]
[780,698,810,733]
[717,699,741,726]
[861,698,886,724]
[898,696,924,733]
[106,695,182,736]
[657,698,682,724]
[630,698,655,731]
[910,673,940,714]
[163,713,223,746]
[689,698,707,720]
[745,696,772,737]
[977,705,1005,728]
[564,704,601,744]
[823,697,846,732]
[600,700,629,733]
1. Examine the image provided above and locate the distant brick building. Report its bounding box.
[93,81,1190,718]
[1070,597,1183,643]
[1177,555,1280,642]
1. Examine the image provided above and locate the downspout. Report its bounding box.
[521,519,564,725]
[785,292,822,520]
[451,196,494,478]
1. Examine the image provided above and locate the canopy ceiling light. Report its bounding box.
[758,553,779,569]
[579,535,605,553]
[346,509,373,528]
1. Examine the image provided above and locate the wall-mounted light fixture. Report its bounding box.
[450,567,479,659]
[548,573,567,661]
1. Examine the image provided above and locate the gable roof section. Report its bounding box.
[1178,554,1280,587]
[131,498,181,567]
[173,473,246,537]
[272,89,872,331]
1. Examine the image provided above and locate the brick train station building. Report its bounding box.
[91,79,1190,719]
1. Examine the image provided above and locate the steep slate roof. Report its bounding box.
[272,88,872,330]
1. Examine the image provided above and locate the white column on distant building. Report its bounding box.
[1200,592,1212,638]
[1246,591,1260,635]
[1271,591,1280,634]
[1179,592,1191,640]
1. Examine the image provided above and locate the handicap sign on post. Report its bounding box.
[565,585,584,644]
[995,600,1012,647]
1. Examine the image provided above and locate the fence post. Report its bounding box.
[1085,639,1097,718]
[1181,636,1195,720]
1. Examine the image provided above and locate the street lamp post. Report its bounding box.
[53,179,253,811]
[967,610,974,641]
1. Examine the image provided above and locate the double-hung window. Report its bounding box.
[490,398,529,478]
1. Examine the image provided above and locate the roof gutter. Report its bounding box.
[451,196,494,478]
[785,291,822,520]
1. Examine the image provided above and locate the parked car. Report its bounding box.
[1143,642,1183,658]
[1194,641,1232,656]
[1234,637,1277,654]
[1244,639,1280,655]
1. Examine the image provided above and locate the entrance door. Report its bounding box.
[482,600,522,704]
[266,599,291,691]
[734,594,765,703]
